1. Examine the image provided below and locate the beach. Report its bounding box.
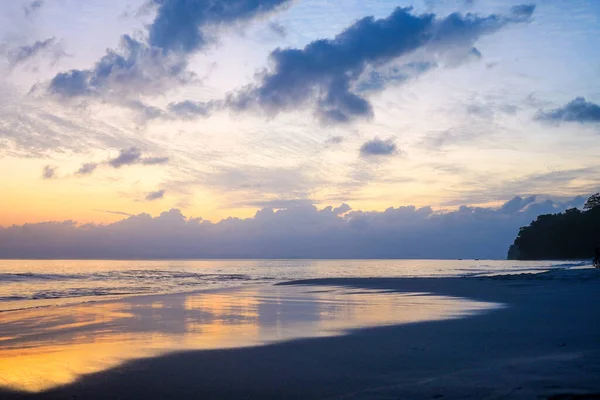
[1,267,599,399]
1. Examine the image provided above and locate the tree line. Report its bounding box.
[508,194,600,260]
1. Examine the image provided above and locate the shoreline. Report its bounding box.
[1,268,599,399]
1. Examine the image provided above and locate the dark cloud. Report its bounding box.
[145,190,166,201]
[226,5,534,124]
[77,163,98,175]
[6,37,65,67]
[23,0,43,16]
[42,165,56,179]
[535,97,600,124]
[0,195,585,259]
[147,0,291,53]
[360,138,398,157]
[48,69,92,97]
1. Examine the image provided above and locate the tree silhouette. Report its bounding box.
[584,193,600,210]
[508,193,600,260]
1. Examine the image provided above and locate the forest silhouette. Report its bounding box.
[508,193,600,260]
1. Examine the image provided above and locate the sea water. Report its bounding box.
[0,259,587,312]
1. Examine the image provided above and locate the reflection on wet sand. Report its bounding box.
[0,285,499,393]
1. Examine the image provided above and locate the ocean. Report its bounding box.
[0,259,588,312]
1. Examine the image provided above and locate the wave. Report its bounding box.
[458,260,591,277]
[0,269,277,311]
[0,270,254,284]
[0,272,83,282]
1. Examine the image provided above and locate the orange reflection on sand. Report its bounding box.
[0,285,498,393]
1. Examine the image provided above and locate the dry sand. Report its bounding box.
[1,268,599,400]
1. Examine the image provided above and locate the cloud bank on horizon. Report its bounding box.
[0,196,586,259]
[1,0,600,246]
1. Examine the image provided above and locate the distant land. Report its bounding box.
[508,194,600,260]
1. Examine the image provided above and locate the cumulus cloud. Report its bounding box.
[360,138,398,157]
[47,0,291,99]
[535,97,600,124]
[224,5,535,124]
[147,0,291,53]
[6,37,65,67]
[145,190,165,201]
[42,165,56,179]
[0,195,585,259]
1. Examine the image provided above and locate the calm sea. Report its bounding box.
[0,259,588,312]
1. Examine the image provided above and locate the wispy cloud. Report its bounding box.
[6,37,65,67]
[23,0,43,17]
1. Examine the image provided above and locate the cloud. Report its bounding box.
[0,194,586,260]
[107,147,169,168]
[226,5,535,124]
[141,156,170,165]
[511,4,536,18]
[360,138,398,157]
[535,97,600,124]
[77,163,98,175]
[147,0,291,53]
[47,0,292,99]
[6,37,65,67]
[268,21,286,37]
[23,0,43,17]
[109,147,143,168]
[94,209,135,217]
[325,136,344,145]
[167,100,217,119]
[72,147,169,176]
[42,165,56,179]
[48,35,190,98]
[145,190,166,201]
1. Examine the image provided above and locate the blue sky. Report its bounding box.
[0,0,599,257]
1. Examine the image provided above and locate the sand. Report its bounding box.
[1,268,599,399]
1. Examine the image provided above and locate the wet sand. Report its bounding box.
[1,268,599,399]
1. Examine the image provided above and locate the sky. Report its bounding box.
[0,0,599,258]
